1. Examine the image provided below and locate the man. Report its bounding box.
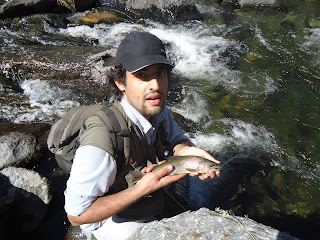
[64,32,220,239]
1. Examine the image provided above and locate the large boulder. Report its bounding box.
[238,0,277,6]
[0,0,98,19]
[222,0,279,7]
[0,167,51,236]
[123,0,194,9]
[87,49,116,84]
[117,0,202,23]
[129,208,299,240]
[0,123,51,169]
[0,131,37,169]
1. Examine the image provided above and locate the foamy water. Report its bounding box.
[304,27,320,66]
[2,16,319,181]
[189,118,279,157]
[169,87,209,123]
[1,79,79,123]
[59,21,278,95]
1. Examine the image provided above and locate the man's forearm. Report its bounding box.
[67,165,184,226]
[68,183,145,226]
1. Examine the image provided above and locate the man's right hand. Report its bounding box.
[67,164,185,226]
[134,165,186,196]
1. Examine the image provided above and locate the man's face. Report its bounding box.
[115,63,169,120]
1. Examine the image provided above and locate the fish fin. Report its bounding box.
[132,176,142,183]
[185,168,197,172]
[125,170,144,186]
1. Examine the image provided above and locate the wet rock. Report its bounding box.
[87,49,115,84]
[222,0,279,7]
[118,0,202,23]
[44,13,71,28]
[80,11,124,25]
[170,110,203,133]
[1,43,110,104]
[0,0,98,19]
[238,0,277,6]
[1,45,104,81]
[130,208,299,240]
[28,151,71,239]
[0,167,51,233]
[0,131,36,169]
[0,0,57,19]
[0,123,50,169]
[123,0,195,9]
[66,225,97,240]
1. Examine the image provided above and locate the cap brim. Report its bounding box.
[123,54,174,73]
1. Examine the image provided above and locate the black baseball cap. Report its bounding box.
[115,32,174,73]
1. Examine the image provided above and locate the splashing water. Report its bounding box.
[1,79,79,123]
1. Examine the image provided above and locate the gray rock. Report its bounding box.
[238,0,277,6]
[87,49,116,83]
[0,0,98,19]
[129,208,299,240]
[66,225,97,240]
[0,167,51,232]
[117,0,201,23]
[0,166,51,204]
[0,0,56,19]
[0,131,36,169]
[124,0,194,9]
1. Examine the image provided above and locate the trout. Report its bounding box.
[153,155,220,175]
[127,155,220,184]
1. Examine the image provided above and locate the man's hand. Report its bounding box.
[135,164,186,196]
[67,163,185,226]
[173,140,221,180]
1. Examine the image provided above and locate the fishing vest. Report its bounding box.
[79,98,171,222]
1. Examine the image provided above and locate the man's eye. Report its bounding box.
[157,71,166,76]
[136,73,146,79]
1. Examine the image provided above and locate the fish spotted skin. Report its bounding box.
[128,156,220,184]
[153,155,220,175]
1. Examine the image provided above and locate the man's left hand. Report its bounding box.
[173,141,221,180]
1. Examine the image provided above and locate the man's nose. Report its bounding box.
[149,77,160,90]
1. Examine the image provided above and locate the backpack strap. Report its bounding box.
[95,104,131,166]
[47,104,105,173]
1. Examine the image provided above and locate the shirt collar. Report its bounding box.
[120,97,157,135]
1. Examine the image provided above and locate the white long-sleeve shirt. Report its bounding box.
[64,98,189,230]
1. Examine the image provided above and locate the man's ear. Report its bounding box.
[114,79,125,92]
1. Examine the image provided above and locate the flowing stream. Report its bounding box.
[1,1,320,239]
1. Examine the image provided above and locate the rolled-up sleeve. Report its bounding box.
[64,145,117,216]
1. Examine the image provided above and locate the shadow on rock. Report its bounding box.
[0,168,51,239]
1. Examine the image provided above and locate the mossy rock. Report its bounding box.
[80,11,124,25]
[203,119,230,135]
[309,19,320,28]
[245,168,320,222]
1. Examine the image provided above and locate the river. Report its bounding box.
[0,1,319,239]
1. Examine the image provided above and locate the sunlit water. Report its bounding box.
[5,17,318,177]
[1,1,320,238]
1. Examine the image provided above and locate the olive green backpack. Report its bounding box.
[47,103,130,173]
